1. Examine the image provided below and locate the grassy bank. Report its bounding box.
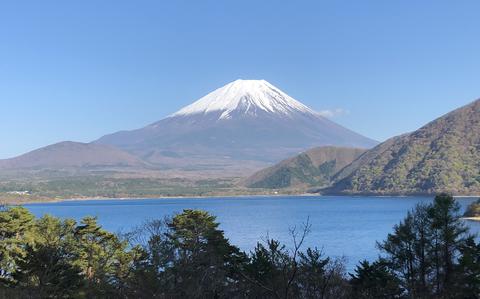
[0,175,307,204]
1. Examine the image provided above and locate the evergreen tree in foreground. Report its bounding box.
[350,259,403,298]
[378,193,472,298]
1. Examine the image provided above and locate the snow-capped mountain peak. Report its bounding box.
[97,79,378,170]
[171,79,317,120]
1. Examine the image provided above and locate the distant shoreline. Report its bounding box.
[462,217,480,222]
[10,193,479,206]
[20,193,317,205]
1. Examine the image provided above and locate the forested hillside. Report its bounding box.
[331,99,480,195]
[245,146,365,189]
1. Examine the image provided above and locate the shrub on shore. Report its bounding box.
[464,198,480,217]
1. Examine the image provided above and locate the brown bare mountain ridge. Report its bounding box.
[0,141,146,171]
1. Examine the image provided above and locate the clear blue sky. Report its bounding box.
[1,1,479,158]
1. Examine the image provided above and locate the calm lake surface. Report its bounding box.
[24,196,480,270]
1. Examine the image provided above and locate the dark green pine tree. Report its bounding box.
[453,236,480,298]
[15,243,84,298]
[378,194,471,298]
[377,204,432,297]
[243,239,292,298]
[166,209,246,298]
[0,206,36,285]
[427,193,469,297]
[350,260,403,299]
[296,247,349,299]
[73,216,134,298]
[13,215,83,298]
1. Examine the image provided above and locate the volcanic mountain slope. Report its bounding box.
[245,146,366,189]
[96,80,377,172]
[0,141,146,172]
[330,99,480,195]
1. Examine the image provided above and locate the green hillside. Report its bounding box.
[330,99,480,195]
[245,146,366,189]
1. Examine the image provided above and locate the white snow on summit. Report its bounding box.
[171,79,318,120]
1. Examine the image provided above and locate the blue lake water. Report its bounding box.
[24,196,480,271]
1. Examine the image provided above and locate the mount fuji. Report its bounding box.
[96,79,377,174]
